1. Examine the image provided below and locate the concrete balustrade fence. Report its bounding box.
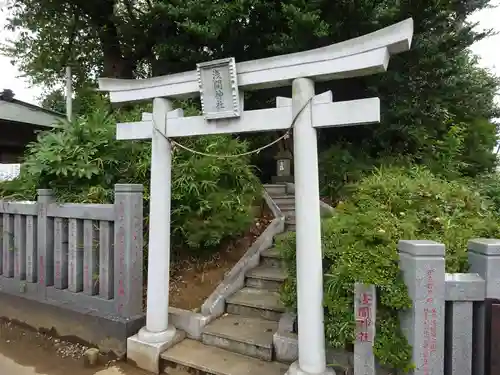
[0,184,145,354]
[353,239,500,375]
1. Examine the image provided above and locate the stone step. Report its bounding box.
[281,209,295,217]
[286,223,296,231]
[260,248,283,268]
[271,196,295,205]
[275,202,295,211]
[264,184,287,197]
[202,314,278,361]
[245,265,286,291]
[226,287,285,321]
[161,339,288,375]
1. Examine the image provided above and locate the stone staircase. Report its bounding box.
[264,184,296,231]
[160,184,295,375]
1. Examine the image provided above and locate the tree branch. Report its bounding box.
[123,0,136,20]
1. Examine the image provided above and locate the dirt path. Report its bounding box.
[0,321,152,375]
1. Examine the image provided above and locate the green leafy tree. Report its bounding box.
[40,86,111,117]
[4,1,498,186]
[40,89,66,114]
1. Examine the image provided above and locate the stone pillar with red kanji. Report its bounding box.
[354,283,376,375]
[398,240,445,375]
[468,238,500,375]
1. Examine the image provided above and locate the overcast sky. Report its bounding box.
[1,3,500,105]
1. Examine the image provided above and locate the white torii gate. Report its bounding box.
[99,18,413,375]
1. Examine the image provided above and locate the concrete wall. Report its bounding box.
[0,184,144,355]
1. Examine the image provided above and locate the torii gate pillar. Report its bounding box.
[137,98,177,343]
[288,78,332,375]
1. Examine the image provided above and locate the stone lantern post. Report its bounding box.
[272,149,293,184]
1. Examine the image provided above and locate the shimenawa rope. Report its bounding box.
[154,96,313,159]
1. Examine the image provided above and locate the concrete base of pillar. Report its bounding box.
[286,361,336,375]
[273,331,298,363]
[126,326,184,374]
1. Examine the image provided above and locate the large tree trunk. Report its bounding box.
[97,19,134,79]
[75,0,135,79]
[100,32,135,79]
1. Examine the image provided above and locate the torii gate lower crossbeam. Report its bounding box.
[123,79,380,375]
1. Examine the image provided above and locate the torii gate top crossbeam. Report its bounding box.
[98,18,413,103]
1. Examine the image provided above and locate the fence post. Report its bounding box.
[25,213,37,283]
[3,214,14,277]
[468,238,500,375]
[37,189,54,295]
[398,240,445,375]
[444,273,485,375]
[113,184,144,318]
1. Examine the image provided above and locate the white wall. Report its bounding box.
[0,164,20,181]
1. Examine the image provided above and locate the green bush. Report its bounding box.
[318,143,374,202]
[277,166,500,371]
[317,119,498,204]
[0,101,260,252]
[475,172,500,216]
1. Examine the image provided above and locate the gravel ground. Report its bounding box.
[0,320,154,375]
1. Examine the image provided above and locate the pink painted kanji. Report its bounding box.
[55,260,61,278]
[422,268,437,375]
[359,292,372,305]
[39,255,45,284]
[357,331,370,342]
[357,306,372,326]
